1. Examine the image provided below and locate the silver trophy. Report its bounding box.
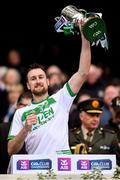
[61,5,86,25]
[55,5,108,49]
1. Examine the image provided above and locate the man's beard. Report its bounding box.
[32,86,48,96]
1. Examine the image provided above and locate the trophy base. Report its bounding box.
[82,17,106,43]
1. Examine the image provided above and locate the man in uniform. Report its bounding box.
[69,98,120,166]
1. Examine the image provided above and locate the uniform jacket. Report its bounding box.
[104,118,120,141]
[69,127,120,165]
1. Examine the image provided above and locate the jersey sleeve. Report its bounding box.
[8,109,24,140]
[55,82,77,112]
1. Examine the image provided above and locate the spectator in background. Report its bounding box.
[6,49,26,85]
[6,49,21,67]
[3,84,24,123]
[69,91,91,129]
[0,66,9,121]
[104,96,120,141]
[6,49,26,73]
[76,91,91,105]
[46,64,68,95]
[81,64,107,98]
[0,91,32,174]
[0,66,8,90]
[16,91,32,109]
[100,80,120,127]
[0,67,23,122]
[3,68,21,90]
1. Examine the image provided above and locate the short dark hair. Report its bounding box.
[17,91,32,106]
[26,63,46,81]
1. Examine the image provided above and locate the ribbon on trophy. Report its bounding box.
[54,5,108,50]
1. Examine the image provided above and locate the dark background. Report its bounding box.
[0,1,119,77]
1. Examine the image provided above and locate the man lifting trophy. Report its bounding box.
[54,5,108,49]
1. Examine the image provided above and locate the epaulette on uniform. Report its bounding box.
[98,127,104,134]
[70,127,81,135]
[103,128,116,134]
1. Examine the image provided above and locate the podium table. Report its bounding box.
[7,154,116,175]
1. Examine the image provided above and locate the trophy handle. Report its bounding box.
[54,16,60,21]
[78,9,87,16]
[86,12,102,18]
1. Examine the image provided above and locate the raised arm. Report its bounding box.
[68,21,91,94]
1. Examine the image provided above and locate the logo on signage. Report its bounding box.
[77,160,90,170]
[30,159,52,170]
[17,160,30,170]
[90,159,112,170]
[58,158,71,171]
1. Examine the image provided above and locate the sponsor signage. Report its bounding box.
[17,159,52,170]
[77,159,112,170]
[8,154,116,175]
